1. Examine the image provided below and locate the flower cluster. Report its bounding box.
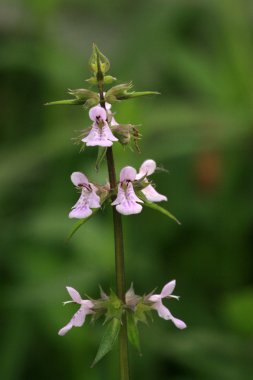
[70,156,167,218]
[58,280,186,336]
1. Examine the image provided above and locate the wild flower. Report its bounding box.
[69,172,100,219]
[82,105,118,147]
[58,287,94,336]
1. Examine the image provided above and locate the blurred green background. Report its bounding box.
[1,0,253,379]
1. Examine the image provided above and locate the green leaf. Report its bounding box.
[117,91,160,100]
[127,311,141,354]
[45,99,84,106]
[143,201,181,225]
[66,209,99,241]
[91,318,121,367]
[95,147,107,172]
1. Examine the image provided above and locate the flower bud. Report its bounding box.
[85,75,116,85]
[89,44,110,75]
[111,124,141,152]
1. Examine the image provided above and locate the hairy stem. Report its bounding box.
[98,84,130,380]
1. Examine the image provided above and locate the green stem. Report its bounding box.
[98,81,130,380]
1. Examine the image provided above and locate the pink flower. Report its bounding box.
[136,159,167,202]
[82,105,118,147]
[111,166,143,215]
[148,280,187,329]
[58,287,94,336]
[69,172,100,219]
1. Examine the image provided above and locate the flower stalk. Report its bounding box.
[97,68,130,380]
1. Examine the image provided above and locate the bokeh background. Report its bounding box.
[1,0,253,379]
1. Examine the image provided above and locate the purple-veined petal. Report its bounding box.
[69,192,93,219]
[82,123,117,147]
[89,105,107,122]
[112,183,143,215]
[125,183,143,203]
[87,191,100,209]
[82,124,111,147]
[116,201,142,215]
[111,185,125,206]
[58,322,73,336]
[120,166,137,182]
[161,280,176,298]
[136,159,156,179]
[69,206,92,219]
[141,184,167,202]
[102,124,118,142]
[66,287,82,304]
[71,172,89,187]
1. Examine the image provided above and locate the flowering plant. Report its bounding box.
[46,44,186,379]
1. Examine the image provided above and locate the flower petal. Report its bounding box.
[89,105,107,122]
[161,280,176,298]
[58,322,72,336]
[120,166,137,182]
[112,183,143,216]
[149,294,161,303]
[136,159,156,179]
[88,190,100,209]
[153,301,172,320]
[82,123,117,147]
[141,185,167,202]
[71,305,87,327]
[116,201,142,215]
[170,316,187,329]
[102,124,118,142]
[69,193,93,219]
[66,286,82,304]
[71,172,89,187]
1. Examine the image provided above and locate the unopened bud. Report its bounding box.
[111,124,141,152]
[89,44,110,75]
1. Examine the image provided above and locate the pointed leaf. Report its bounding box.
[117,91,160,100]
[67,209,99,241]
[45,99,84,106]
[144,202,181,225]
[95,147,107,172]
[91,318,121,367]
[127,311,141,354]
